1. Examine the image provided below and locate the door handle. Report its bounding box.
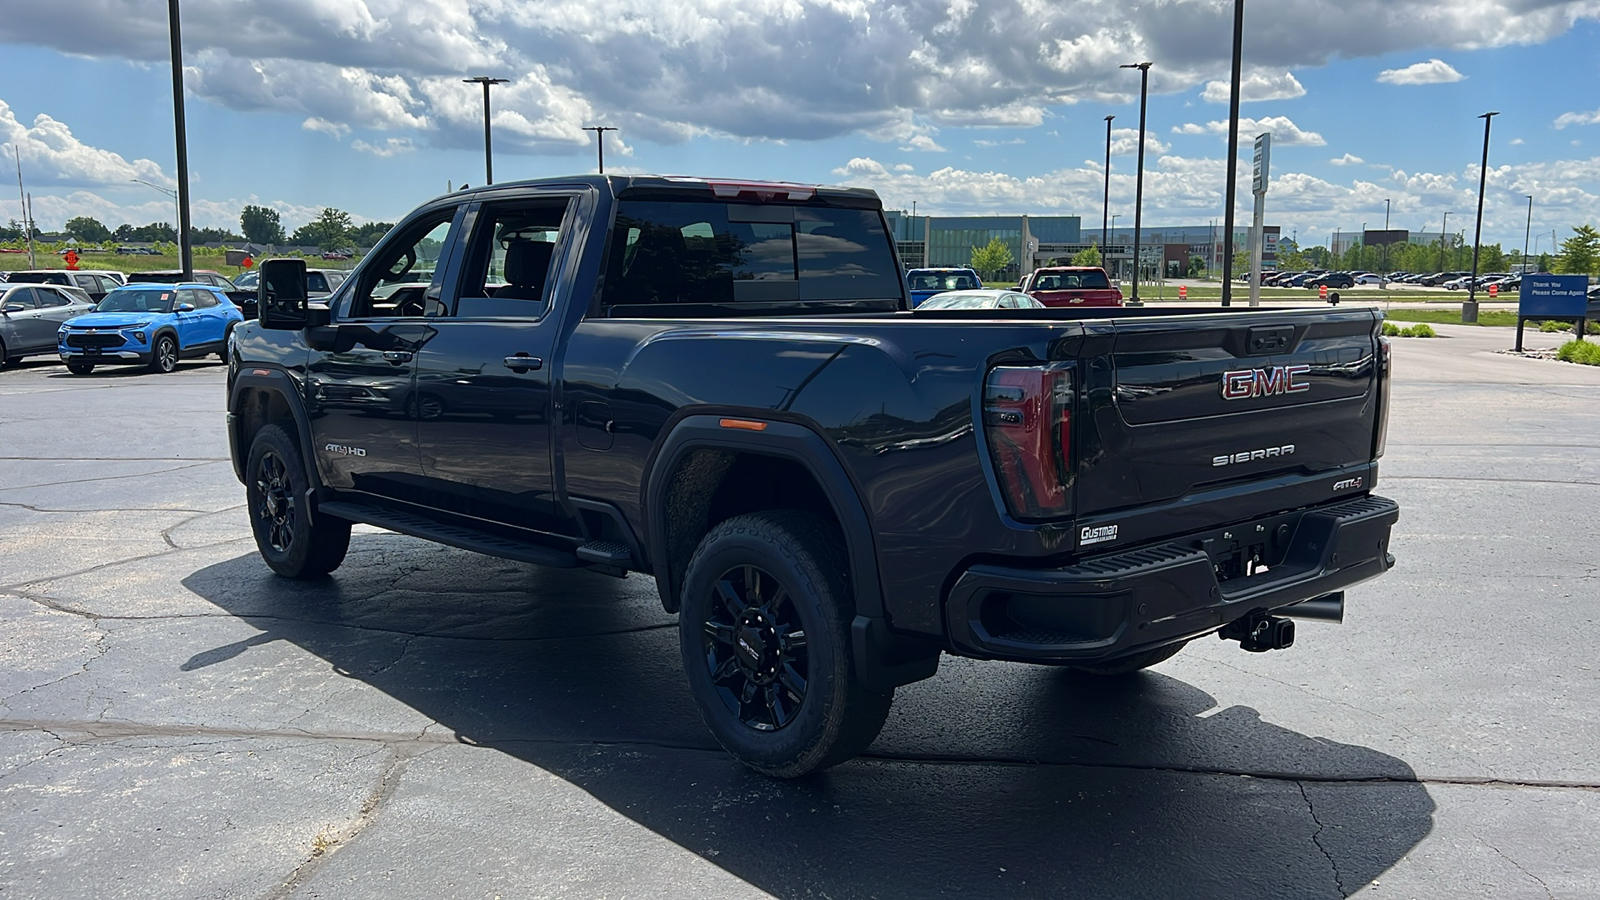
[503,355,543,371]
[382,350,413,365]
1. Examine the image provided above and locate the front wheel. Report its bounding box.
[245,424,351,578]
[148,334,178,373]
[679,510,892,778]
[66,361,95,375]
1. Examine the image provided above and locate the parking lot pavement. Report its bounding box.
[2,345,1599,899]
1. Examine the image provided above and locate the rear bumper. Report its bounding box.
[944,494,1399,664]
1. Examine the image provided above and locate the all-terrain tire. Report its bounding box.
[245,424,351,578]
[679,510,892,778]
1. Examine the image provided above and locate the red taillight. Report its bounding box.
[983,364,1074,519]
[1374,335,1391,459]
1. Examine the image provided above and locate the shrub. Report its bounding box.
[1589,321,1600,335]
[1540,320,1573,333]
[1402,323,1437,338]
[1382,322,1402,336]
[1556,339,1600,365]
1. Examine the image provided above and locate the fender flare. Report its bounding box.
[642,415,940,691]
[643,414,884,620]
[227,368,320,491]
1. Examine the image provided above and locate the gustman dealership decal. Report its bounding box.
[1080,524,1119,546]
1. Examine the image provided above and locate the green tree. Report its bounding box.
[113,222,178,242]
[290,208,354,250]
[190,226,245,244]
[349,221,395,248]
[64,216,112,243]
[969,236,1014,282]
[240,204,286,245]
[1302,246,1332,268]
[1186,254,1205,277]
[1557,225,1599,275]
[1071,245,1102,267]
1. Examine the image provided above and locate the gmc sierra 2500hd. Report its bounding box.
[227,175,1398,777]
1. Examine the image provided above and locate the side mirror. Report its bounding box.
[1,302,22,314]
[175,302,196,313]
[259,258,310,330]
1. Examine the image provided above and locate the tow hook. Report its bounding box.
[1220,611,1295,653]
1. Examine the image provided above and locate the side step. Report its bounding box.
[576,540,632,565]
[318,501,582,568]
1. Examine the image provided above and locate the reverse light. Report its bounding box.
[982,364,1074,520]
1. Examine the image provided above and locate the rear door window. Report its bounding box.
[600,200,900,312]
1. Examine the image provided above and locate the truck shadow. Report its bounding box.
[181,546,1433,900]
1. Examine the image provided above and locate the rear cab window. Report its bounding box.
[598,199,902,316]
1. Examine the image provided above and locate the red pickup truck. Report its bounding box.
[1022,266,1124,307]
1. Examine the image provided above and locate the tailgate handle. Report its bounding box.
[1247,326,1295,355]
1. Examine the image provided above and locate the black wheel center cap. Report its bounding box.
[734,612,779,683]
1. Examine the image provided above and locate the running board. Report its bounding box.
[317,501,582,568]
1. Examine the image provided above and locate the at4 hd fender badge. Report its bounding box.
[324,443,367,457]
[1080,524,1119,546]
[1221,364,1310,400]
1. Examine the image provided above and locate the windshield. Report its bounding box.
[909,271,979,291]
[7,272,68,285]
[96,289,175,313]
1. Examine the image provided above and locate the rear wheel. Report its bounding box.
[148,334,178,373]
[66,361,95,375]
[245,424,351,578]
[1070,640,1187,676]
[679,510,892,778]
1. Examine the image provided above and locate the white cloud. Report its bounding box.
[1201,71,1306,103]
[1110,127,1170,156]
[901,135,947,152]
[302,117,350,139]
[1554,108,1600,129]
[1510,138,1526,145]
[1173,116,1327,146]
[1330,153,1364,166]
[0,100,173,189]
[1377,59,1466,85]
[352,138,416,157]
[974,138,1025,148]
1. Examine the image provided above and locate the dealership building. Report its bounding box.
[884,211,1281,283]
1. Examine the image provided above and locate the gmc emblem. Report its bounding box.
[1221,365,1311,400]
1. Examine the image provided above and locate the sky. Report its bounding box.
[1,0,1598,255]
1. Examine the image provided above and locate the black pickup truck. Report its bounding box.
[227,175,1398,777]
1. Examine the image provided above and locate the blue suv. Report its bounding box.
[58,283,244,374]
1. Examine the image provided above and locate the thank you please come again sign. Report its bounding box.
[1519,274,1589,317]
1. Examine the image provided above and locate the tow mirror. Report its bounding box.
[259,258,310,329]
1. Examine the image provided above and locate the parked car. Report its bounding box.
[905,268,982,307]
[126,269,258,318]
[1309,272,1356,289]
[914,289,1043,310]
[234,268,347,298]
[1019,265,1123,306]
[58,283,243,374]
[1354,273,1388,285]
[1,283,97,367]
[5,269,124,302]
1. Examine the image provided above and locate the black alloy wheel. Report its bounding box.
[679,510,893,778]
[149,334,178,373]
[245,424,351,578]
[702,563,810,731]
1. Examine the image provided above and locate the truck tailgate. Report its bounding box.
[1076,309,1382,538]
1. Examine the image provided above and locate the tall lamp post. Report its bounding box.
[1220,0,1246,306]
[1102,114,1114,255]
[1464,111,1498,323]
[1438,211,1451,272]
[1110,214,1119,279]
[463,77,509,185]
[1522,194,1533,273]
[166,0,193,278]
[583,126,618,174]
[1381,198,1391,287]
[1120,61,1152,306]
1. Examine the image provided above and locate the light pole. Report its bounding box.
[1220,0,1246,306]
[166,0,193,278]
[1110,214,1119,280]
[1120,62,1152,305]
[1102,115,1114,254]
[1438,211,1451,272]
[1464,111,1499,322]
[1522,195,1533,273]
[463,76,509,185]
[1381,198,1391,285]
[583,126,618,174]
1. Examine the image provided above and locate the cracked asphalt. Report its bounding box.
[2,322,1598,899]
